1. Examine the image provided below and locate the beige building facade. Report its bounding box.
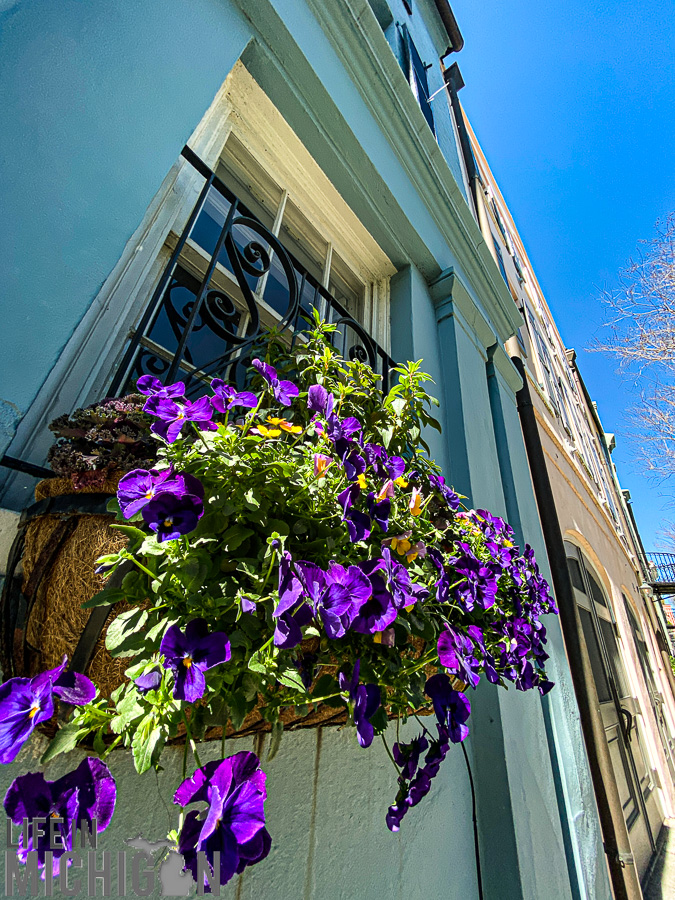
[461,104,675,880]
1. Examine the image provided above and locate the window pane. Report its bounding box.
[567,557,586,594]
[585,569,608,608]
[579,607,611,703]
[598,618,630,699]
[607,727,637,824]
[329,250,365,320]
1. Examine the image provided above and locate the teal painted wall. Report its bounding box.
[0,0,252,455]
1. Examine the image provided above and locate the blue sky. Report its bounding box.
[451,0,675,550]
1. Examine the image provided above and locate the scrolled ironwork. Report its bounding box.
[111,146,394,397]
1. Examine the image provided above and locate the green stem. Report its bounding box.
[259,554,277,595]
[240,392,266,438]
[381,734,400,775]
[181,708,203,769]
[127,556,157,581]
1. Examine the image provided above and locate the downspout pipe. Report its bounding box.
[511,355,643,900]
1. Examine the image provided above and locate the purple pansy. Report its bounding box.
[367,492,391,533]
[273,553,313,649]
[0,657,95,764]
[313,563,372,639]
[380,547,428,609]
[428,473,460,511]
[137,376,186,399]
[386,456,406,480]
[351,563,398,634]
[338,660,381,748]
[142,491,204,541]
[210,379,258,414]
[134,669,163,695]
[345,509,371,543]
[251,359,299,407]
[393,733,429,781]
[4,758,116,877]
[453,544,499,611]
[143,394,217,443]
[424,674,471,743]
[160,619,231,702]
[437,626,481,688]
[174,751,270,890]
[117,466,204,519]
[307,384,335,418]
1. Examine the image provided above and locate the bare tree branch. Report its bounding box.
[593,214,675,483]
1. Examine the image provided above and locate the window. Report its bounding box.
[492,237,509,286]
[398,25,435,136]
[109,65,396,399]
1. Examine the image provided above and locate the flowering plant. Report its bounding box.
[2,318,557,886]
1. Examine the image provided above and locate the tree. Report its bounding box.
[596,214,675,480]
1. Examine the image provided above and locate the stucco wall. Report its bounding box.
[0,0,252,457]
[0,722,480,900]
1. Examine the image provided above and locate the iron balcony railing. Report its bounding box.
[647,553,675,586]
[109,145,395,399]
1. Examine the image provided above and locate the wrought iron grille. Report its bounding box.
[109,146,395,398]
[647,553,675,585]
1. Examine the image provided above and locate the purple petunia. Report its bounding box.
[339,660,381,748]
[117,466,204,519]
[252,359,299,407]
[0,657,95,764]
[142,491,204,541]
[4,758,116,877]
[160,619,231,702]
[174,751,270,890]
[210,379,258,414]
[143,395,217,443]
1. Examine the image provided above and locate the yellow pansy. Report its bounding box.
[254,425,281,438]
[395,477,408,488]
[357,473,367,489]
[409,488,423,517]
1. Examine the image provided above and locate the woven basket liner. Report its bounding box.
[23,475,129,695]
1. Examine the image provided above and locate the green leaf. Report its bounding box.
[132,719,163,774]
[105,608,148,657]
[139,535,166,556]
[267,720,284,762]
[248,651,268,674]
[82,586,126,609]
[41,723,91,764]
[221,525,255,553]
[110,524,147,545]
[278,668,306,692]
[243,488,261,510]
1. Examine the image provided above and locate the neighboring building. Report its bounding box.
[0,1,645,898]
[465,111,675,880]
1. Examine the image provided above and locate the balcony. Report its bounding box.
[647,553,675,594]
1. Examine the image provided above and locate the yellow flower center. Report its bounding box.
[145,490,153,499]
[183,656,193,669]
[28,705,40,719]
[163,517,174,528]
